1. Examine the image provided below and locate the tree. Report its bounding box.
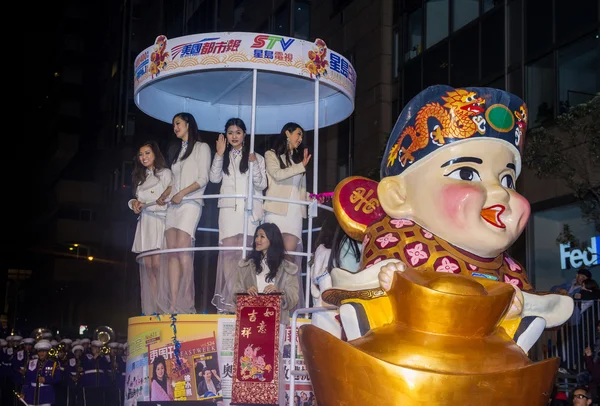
[523,94,600,233]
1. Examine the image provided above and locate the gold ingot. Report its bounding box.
[300,269,557,405]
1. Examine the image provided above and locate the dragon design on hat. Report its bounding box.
[387,89,486,167]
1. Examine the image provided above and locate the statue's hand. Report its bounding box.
[505,285,524,320]
[378,261,407,291]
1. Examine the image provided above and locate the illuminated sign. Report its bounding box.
[560,236,599,269]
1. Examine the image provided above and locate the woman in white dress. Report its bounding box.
[264,122,312,308]
[209,118,267,313]
[128,141,172,315]
[157,112,211,314]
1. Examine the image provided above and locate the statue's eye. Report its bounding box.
[445,167,481,182]
[501,174,515,189]
[465,95,475,102]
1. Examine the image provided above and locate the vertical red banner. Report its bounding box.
[231,293,282,405]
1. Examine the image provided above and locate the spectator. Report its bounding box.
[584,338,600,401]
[552,268,592,297]
[571,386,592,406]
[575,280,600,301]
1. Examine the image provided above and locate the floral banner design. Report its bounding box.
[231,294,282,405]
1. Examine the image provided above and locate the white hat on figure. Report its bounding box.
[0,339,7,346]
[8,335,22,342]
[91,340,103,348]
[61,338,73,346]
[35,340,52,351]
[41,332,53,339]
[108,342,120,349]
[81,338,91,344]
[72,339,81,346]
[22,338,35,345]
[72,344,84,354]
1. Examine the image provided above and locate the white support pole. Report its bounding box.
[243,69,258,259]
[304,78,320,309]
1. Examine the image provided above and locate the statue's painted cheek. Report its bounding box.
[510,192,531,233]
[441,183,484,229]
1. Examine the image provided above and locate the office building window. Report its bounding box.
[508,0,523,67]
[122,161,133,188]
[273,3,290,36]
[481,10,504,80]
[426,0,449,49]
[452,0,478,32]
[294,1,310,40]
[404,8,423,61]
[482,0,500,13]
[526,0,553,59]
[508,68,523,99]
[403,59,422,104]
[557,35,600,113]
[555,0,598,42]
[526,53,555,126]
[393,29,400,79]
[450,24,479,87]
[423,42,449,87]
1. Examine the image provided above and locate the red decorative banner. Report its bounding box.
[231,294,282,405]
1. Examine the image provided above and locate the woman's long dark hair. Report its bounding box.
[250,223,286,283]
[152,355,169,394]
[328,225,361,271]
[222,118,250,176]
[270,122,305,169]
[172,112,202,163]
[132,141,168,196]
[314,211,338,250]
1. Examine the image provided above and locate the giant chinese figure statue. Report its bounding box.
[299,86,574,405]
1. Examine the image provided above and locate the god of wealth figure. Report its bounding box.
[300,86,574,405]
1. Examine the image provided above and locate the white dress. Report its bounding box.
[166,142,211,238]
[209,149,267,242]
[264,171,304,239]
[130,169,172,253]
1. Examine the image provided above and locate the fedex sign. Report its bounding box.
[251,35,295,52]
[560,236,599,269]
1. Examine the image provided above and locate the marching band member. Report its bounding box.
[210,118,268,313]
[67,344,85,406]
[80,338,91,354]
[14,337,36,388]
[80,340,108,388]
[21,339,62,406]
[159,112,211,314]
[129,141,172,315]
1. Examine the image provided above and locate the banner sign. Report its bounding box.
[231,294,282,405]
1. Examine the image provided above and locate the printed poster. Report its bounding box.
[148,334,220,402]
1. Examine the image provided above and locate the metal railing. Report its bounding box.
[532,299,600,376]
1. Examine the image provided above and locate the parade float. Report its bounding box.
[299,85,575,405]
[129,31,355,406]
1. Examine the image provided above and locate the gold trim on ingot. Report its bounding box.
[321,287,386,307]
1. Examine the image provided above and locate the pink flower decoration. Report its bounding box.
[504,256,522,273]
[421,229,433,239]
[376,233,399,249]
[365,256,386,268]
[406,243,429,266]
[390,219,414,229]
[362,234,371,251]
[467,263,478,271]
[503,274,523,288]
[436,258,460,273]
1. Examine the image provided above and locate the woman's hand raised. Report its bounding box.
[216,134,227,156]
[302,148,312,167]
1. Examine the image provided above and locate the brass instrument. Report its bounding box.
[31,327,52,341]
[93,326,115,345]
